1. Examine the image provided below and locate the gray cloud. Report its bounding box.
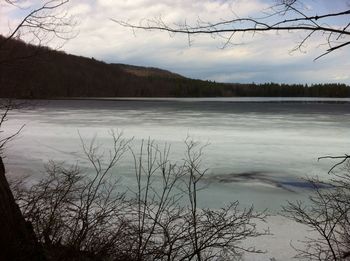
[1,0,349,84]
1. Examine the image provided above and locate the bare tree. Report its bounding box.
[0,100,44,260]
[283,157,350,260]
[0,1,74,259]
[14,131,132,260]
[12,134,268,260]
[110,137,267,260]
[114,0,350,60]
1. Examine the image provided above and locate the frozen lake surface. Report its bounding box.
[4,98,350,211]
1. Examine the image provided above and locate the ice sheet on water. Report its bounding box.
[3,99,350,211]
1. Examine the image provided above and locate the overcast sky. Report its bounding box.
[1,0,350,84]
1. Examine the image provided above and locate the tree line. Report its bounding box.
[1,35,349,99]
[172,81,350,98]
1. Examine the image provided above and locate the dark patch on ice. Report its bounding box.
[206,171,331,192]
[279,181,331,189]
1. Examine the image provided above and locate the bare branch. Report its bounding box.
[113,2,350,59]
[318,155,350,174]
[0,0,76,49]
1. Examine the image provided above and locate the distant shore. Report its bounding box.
[50,96,350,103]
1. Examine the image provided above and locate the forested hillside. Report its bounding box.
[0,36,349,98]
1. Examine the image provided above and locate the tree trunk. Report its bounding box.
[0,156,44,260]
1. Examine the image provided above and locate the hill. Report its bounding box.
[0,36,349,98]
[113,63,184,79]
[0,35,188,98]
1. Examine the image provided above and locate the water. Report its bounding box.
[3,98,350,211]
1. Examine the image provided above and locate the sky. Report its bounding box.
[1,0,350,84]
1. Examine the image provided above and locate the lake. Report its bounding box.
[3,97,350,211]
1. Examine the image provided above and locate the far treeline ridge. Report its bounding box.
[0,35,349,99]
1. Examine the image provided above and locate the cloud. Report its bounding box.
[1,0,350,84]
[68,3,91,16]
